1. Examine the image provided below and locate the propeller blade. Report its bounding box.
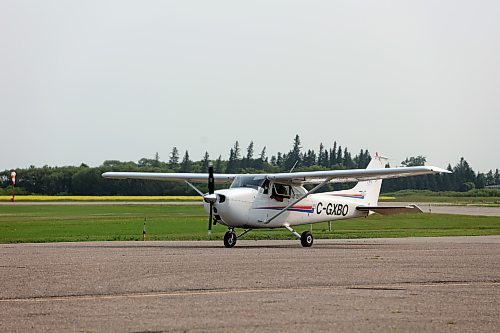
[208,162,214,238]
[208,162,214,194]
[208,202,213,238]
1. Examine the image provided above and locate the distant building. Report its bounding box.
[485,185,500,189]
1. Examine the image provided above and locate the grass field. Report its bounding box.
[0,204,499,243]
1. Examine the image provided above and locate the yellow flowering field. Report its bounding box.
[379,196,396,201]
[0,195,202,202]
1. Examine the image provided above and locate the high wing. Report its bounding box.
[101,172,237,184]
[267,166,451,184]
[102,166,450,184]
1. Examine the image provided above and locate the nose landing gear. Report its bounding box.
[223,230,237,248]
[223,228,253,248]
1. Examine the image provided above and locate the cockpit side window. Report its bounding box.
[262,179,270,194]
[270,182,293,201]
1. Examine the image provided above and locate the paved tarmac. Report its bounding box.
[389,202,500,216]
[1,236,499,332]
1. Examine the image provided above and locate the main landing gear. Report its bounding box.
[284,225,314,247]
[300,231,314,247]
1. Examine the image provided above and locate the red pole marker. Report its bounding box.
[10,171,16,202]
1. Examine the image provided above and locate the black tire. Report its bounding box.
[300,231,313,247]
[224,231,237,248]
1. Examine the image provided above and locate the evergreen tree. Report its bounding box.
[454,157,476,191]
[318,143,325,166]
[303,149,317,167]
[476,173,486,189]
[214,155,223,173]
[169,147,179,168]
[243,141,254,169]
[201,151,210,172]
[259,146,267,161]
[246,141,254,160]
[354,149,371,168]
[426,174,438,191]
[180,150,192,172]
[336,146,342,166]
[270,155,277,166]
[330,141,338,166]
[442,164,455,191]
[5,137,494,196]
[354,149,365,168]
[284,135,302,170]
[343,147,354,168]
[401,156,427,167]
[226,148,236,173]
[364,150,371,167]
[276,152,284,168]
[321,147,329,168]
[233,141,241,159]
[485,170,495,186]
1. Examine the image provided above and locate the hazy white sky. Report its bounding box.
[1,0,499,171]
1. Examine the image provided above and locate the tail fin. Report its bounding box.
[329,153,388,206]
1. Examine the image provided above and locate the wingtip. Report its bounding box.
[430,167,452,174]
[101,172,116,178]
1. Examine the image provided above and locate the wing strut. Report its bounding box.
[184,180,204,196]
[264,178,332,224]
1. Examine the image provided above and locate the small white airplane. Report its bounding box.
[102,154,450,248]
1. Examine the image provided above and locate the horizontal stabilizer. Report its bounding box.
[356,205,423,215]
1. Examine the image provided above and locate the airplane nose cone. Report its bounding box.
[204,193,217,203]
[208,188,255,227]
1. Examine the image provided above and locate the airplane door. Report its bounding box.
[252,188,270,223]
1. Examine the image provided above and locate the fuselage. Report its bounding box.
[203,185,368,229]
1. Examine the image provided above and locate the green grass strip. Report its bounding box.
[0,205,499,243]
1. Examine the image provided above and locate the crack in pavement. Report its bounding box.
[2,280,499,303]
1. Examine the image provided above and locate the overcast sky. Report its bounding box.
[1,0,499,172]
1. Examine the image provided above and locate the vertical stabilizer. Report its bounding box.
[329,153,388,206]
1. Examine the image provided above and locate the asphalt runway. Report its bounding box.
[1,237,499,332]
[389,202,500,216]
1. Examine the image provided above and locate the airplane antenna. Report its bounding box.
[289,160,299,173]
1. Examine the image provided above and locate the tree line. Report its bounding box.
[1,135,499,196]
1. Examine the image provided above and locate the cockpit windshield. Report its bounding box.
[230,175,267,190]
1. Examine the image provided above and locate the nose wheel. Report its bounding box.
[224,231,237,248]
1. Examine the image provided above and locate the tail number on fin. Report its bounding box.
[316,202,348,216]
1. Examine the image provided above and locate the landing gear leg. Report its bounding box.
[237,228,252,239]
[223,229,237,248]
[284,225,314,247]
